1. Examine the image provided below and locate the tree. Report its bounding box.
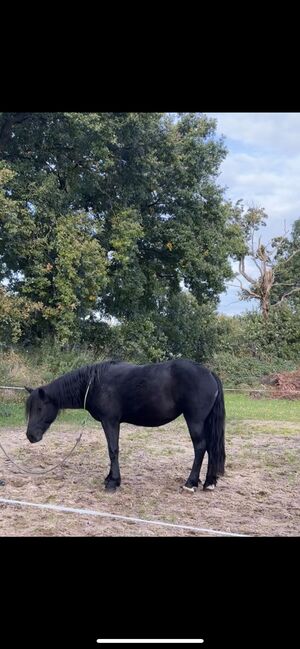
[157,292,218,362]
[0,112,244,346]
[228,205,300,319]
[270,218,300,310]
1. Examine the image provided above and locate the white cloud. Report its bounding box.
[219,152,300,234]
[206,113,300,314]
[209,113,300,156]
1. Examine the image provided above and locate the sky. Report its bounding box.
[206,113,300,316]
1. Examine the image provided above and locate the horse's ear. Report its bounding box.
[24,386,33,394]
[38,388,46,400]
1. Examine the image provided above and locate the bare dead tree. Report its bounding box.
[228,211,300,320]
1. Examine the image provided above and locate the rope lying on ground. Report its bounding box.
[0,433,83,475]
[0,497,250,537]
[0,381,91,475]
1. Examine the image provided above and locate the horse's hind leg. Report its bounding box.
[183,418,206,492]
[203,454,218,491]
[203,417,220,491]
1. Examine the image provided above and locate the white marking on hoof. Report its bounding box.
[205,484,215,491]
[182,485,197,493]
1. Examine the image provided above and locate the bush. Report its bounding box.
[243,306,300,360]
[209,352,299,387]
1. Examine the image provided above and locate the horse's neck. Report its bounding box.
[48,372,89,410]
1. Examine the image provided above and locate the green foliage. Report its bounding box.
[0,112,243,346]
[0,286,43,344]
[271,218,300,309]
[230,203,268,249]
[83,294,219,364]
[210,351,298,387]
[28,342,97,381]
[243,305,300,359]
[106,208,145,318]
[49,212,107,343]
[1,112,299,387]
[113,317,168,363]
[157,292,217,362]
[210,306,300,386]
[215,315,245,355]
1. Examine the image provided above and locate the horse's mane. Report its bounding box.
[25,359,120,414]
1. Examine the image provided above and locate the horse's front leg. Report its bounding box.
[101,418,121,491]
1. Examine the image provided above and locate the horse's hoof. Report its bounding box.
[204,484,215,491]
[0,480,5,486]
[105,479,120,491]
[182,485,197,493]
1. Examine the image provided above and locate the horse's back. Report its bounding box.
[104,358,216,394]
[100,359,217,425]
[171,359,217,390]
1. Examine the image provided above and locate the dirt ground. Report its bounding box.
[0,418,299,536]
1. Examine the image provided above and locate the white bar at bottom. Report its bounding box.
[96,641,204,644]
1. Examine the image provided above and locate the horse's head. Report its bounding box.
[25,387,59,443]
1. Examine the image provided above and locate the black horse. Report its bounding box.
[25,359,225,492]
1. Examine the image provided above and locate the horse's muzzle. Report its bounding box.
[27,432,42,443]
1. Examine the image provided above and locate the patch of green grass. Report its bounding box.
[0,402,95,428]
[225,393,300,422]
[0,402,25,426]
[227,420,299,437]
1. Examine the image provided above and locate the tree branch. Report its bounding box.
[278,249,300,265]
[231,276,261,300]
[238,258,256,284]
[273,281,299,287]
[274,287,300,305]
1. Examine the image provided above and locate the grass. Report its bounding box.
[0,392,299,428]
[225,393,300,422]
[0,402,95,428]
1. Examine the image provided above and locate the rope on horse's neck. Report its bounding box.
[0,380,92,476]
[83,379,91,411]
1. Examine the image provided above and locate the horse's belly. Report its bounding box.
[121,405,181,427]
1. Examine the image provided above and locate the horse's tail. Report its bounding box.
[204,371,226,477]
